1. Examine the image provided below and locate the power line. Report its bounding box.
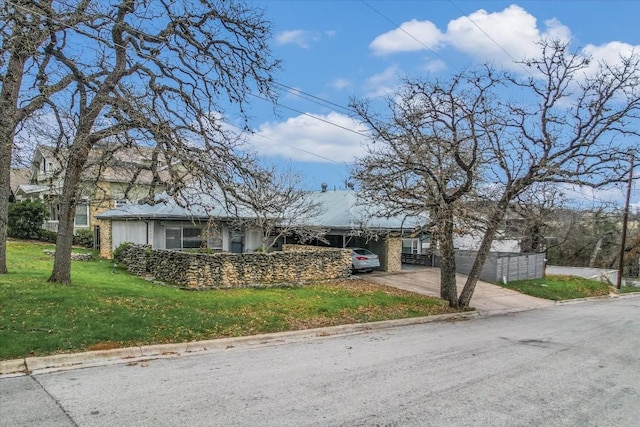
[360,0,460,72]
[272,81,354,115]
[6,0,369,166]
[248,92,369,139]
[447,0,535,77]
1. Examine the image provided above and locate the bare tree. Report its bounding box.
[0,1,89,273]
[228,165,327,252]
[350,69,501,308]
[352,40,640,309]
[545,207,621,268]
[504,183,570,253]
[458,40,640,307]
[15,0,279,283]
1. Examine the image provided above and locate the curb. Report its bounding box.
[0,311,477,377]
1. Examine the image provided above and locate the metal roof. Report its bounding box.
[309,190,424,230]
[97,189,426,231]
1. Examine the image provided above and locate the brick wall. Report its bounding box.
[119,244,352,289]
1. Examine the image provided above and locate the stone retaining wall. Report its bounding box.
[120,244,351,289]
[43,249,94,261]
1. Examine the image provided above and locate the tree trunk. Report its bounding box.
[48,146,88,283]
[438,208,459,308]
[458,200,509,308]
[0,129,11,274]
[0,49,28,274]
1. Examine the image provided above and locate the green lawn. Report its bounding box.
[0,240,457,360]
[619,284,640,294]
[498,274,612,300]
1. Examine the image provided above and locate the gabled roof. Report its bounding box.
[16,184,49,196]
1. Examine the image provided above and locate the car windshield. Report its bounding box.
[353,249,374,255]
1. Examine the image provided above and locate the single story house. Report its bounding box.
[96,187,427,272]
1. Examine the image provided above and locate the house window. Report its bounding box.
[183,227,203,248]
[165,226,204,250]
[402,239,419,254]
[165,227,181,249]
[75,202,89,227]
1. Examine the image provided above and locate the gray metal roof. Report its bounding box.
[97,189,426,231]
[309,190,424,230]
[96,195,238,220]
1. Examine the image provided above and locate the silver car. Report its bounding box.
[350,248,380,273]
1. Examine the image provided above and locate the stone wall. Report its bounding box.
[43,249,93,261]
[384,238,402,272]
[120,244,352,289]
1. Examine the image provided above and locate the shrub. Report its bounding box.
[113,242,134,263]
[40,229,58,243]
[8,200,49,240]
[73,229,94,248]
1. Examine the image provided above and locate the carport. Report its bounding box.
[288,188,426,273]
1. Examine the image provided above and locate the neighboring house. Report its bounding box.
[96,187,427,272]
[453,232,520,253]
[15,144,175,236]
[8,168,31,201]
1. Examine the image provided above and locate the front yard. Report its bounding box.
[0,240,458,360]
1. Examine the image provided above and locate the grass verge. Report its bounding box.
[0,240,458,360]
[619,285,640,294]
[498,274,611,300]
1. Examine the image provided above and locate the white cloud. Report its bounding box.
[560,183,631,208]
[276,29,321,48]
[364,65,402,97]
[370,19,443,56]
[423,58,447,73]
[446,5,571,70]
[368,5,572,71]
[249,112,369,163]
[328,78,351,90]
[582,41,639,71]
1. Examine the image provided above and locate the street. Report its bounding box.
[1,296,639,426]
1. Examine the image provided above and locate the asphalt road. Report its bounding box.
[2,296,639,427]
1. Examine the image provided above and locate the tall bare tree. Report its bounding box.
[228,165,327,252]
[458,40,640,307]
[16,0,279,283]
[0,1,89,274]
[351,69,501,307]
[352,40,640,309]
[506,183,569,253]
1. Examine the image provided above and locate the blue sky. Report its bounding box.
[237,0,640,209]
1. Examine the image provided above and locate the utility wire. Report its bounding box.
[447,0,535,77]
[6,0,368,165]
[360,0,459,71]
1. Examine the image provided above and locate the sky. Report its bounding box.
[236,0,640,209]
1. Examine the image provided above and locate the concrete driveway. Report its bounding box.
[367,266,554,314]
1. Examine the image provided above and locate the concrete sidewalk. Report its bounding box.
[367,266,554,314]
